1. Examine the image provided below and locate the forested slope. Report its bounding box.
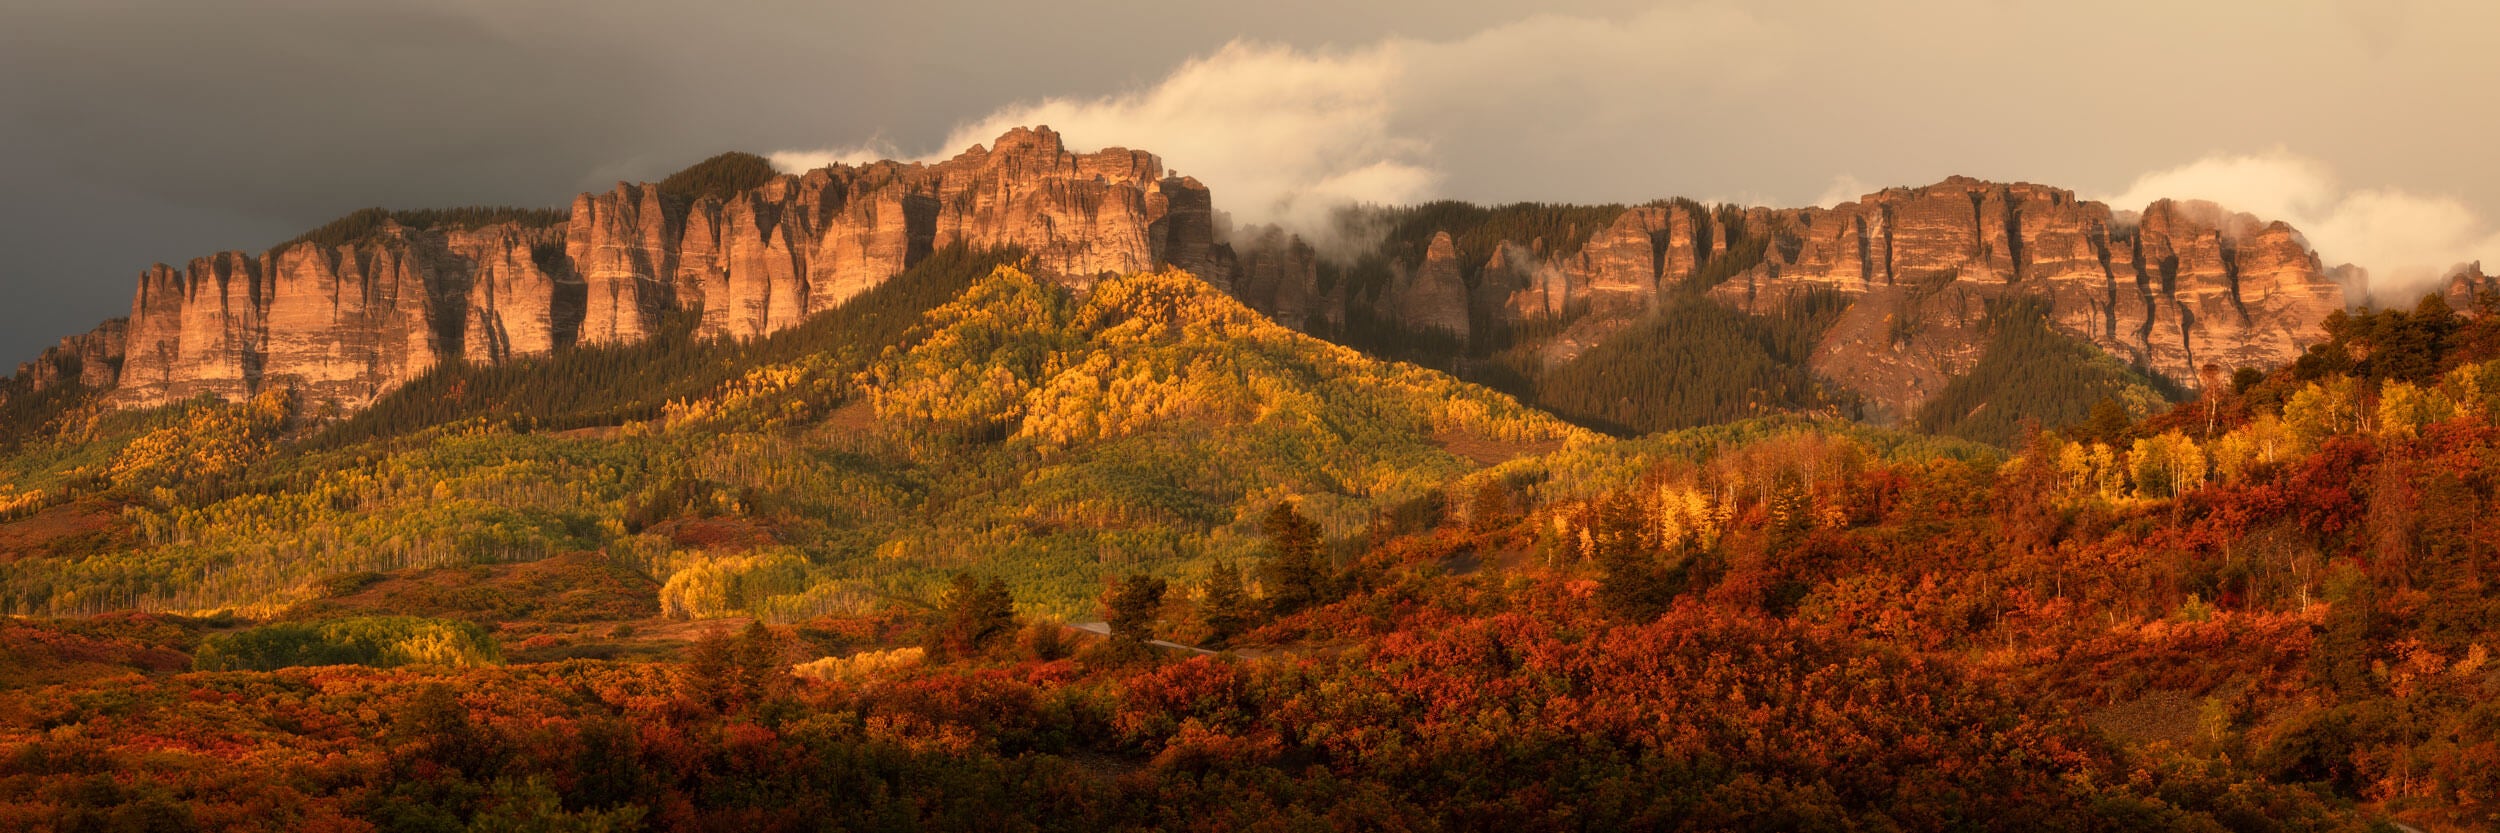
[0,256,1584,619]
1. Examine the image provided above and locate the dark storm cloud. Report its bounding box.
[4,5,652,215]
[0,0,1648,362]
[0,0,663,364]
[2,0,2494,364]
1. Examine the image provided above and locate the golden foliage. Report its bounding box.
[2128,431,2206,499]
[791,646,925,683]
[656,549,815,620]
[2282,376,2361,449]
[0,485,41,518]
[2211,415,2294,484]
[105,394,290,491]
[2374,380,2455,438]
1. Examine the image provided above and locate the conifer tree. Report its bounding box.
[688,621,787,711]
[934,572,1017,655]
[1469,480,1514,534]
[2083,398,2135,445]
[1200,561,1255,647]
[1102,574,1169,643]
[1592,492,1675,621]
[1260,503,1330,615]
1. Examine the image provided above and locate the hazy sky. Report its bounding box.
[4,0,2496,365]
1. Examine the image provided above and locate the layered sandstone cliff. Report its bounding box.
[2443,262,2493,309]
[11,136,2359,422]
[31,127,1228,411]
[1383,232,1473,339]
[662,129,1214,342]
[1716,181,2348,413]
[11,319,127,393]
[1267,178,2353,416]
[109,224,557,410]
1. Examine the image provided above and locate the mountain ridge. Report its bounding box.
[7,128,2367,428]
[1301,177,2359,418]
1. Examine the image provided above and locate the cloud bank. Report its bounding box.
[2104,149,2500,302]
[769,5,1768,235]
[776,41,1432,236]
[769,3,2496,305]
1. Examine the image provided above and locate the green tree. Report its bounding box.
[1468,479,1514,534]
[52,775,197,833]
[2374,380,2454,438]
[655,151,778,203]
[465,776,647,833]
[932,572,1017,655]
[2375,293,2458,382]
[390,684,500,779]
[2128,431,2207,499]
[565,716,652,818]
[1259,503,1331,615]
[1199,560,1256,647]
[1102,573,1169,643]
[1592,492,1677,621]
[686,621,786,711]
[2283,377,2360,448]
[2230,366,2266,394]
[2082,397,2135,446]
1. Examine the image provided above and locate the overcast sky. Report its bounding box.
[4,0,2496,365]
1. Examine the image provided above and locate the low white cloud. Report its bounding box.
[937,41,1435,235]
[769,41,1429,235]
[2104,149,2500,302]
[766,5,1769,237]
[1814,174,1875,209]
[767,142,902,173]
[760,3,2497,301]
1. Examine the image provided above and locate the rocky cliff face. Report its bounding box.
[12,319,126,393]
[12,137,2358,422]
[662,128,1210,341]
[40,126,1227,411]
[2443,262,2493,309]
[1709,180,2348,413]
[453,224,572,364]
[1227,226,1319,331]
[1256,177,2353,417]
[1385,232,1473,340]
[111,229,491,410]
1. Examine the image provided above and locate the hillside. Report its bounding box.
[5,131,2360,454]
[5,295,2500,828]
[0,128,2480,833]
[0,256,1584,620]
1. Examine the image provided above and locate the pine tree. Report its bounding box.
[1592,492,1675,621]
[1260,503,1330,615]
[1200,560,1255,647]
[1469,479,1513,534]
[934,572,1017,655]
[388,683,497,778]
[688,621,786,711]
[1102,574,1169,644]
[2083,398,2134,446]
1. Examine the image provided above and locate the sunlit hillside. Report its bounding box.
[0,257,1588,620]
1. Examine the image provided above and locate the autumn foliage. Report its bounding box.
[7,282,2500,829]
